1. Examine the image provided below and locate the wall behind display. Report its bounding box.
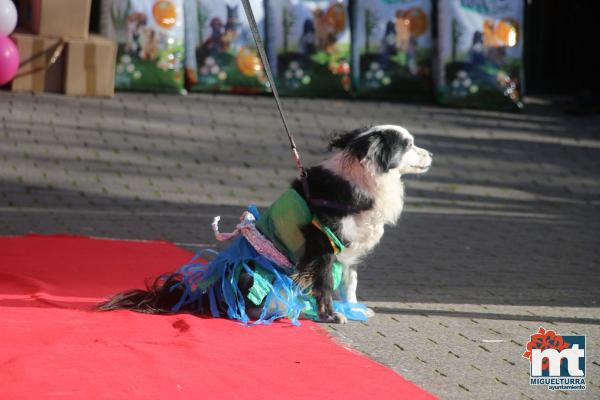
[524,0,598,96]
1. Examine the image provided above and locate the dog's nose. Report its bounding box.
[428,151,433,157]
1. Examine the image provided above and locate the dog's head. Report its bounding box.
[329,125,432,176]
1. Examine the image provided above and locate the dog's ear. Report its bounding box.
[371,130,405,173]
[328,127,363,150]
[328,127,370,160]
[372,133,396,173]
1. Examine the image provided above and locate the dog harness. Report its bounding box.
[170,189,369,325]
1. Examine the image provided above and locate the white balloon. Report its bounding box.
[0,0,17,36]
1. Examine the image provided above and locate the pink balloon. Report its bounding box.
[0,34,19,85]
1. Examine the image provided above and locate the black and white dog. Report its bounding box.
[98,125,432,324]
[292,124,432,323]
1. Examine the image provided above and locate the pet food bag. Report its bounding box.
[353,0,433,100]
[183,0,199,90]
[188,0,269,93]
[437,0,524,110]
[104,0,186,93]
[267,0,352,97]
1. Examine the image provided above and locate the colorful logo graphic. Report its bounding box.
[523,327,586,391]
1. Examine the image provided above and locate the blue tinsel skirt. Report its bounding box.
[169,207,370,326]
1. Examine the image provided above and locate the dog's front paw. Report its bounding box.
[319,312,348,324]
[334,312,348,324]
[362,307,375,318]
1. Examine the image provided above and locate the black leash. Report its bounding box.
[240,0,355,213]
[239,1,307,180]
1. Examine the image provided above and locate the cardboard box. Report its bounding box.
[11,32,65,93]
[65,35,117,97]
[19,0,92,39]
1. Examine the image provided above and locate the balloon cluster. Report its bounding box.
[0,0,19,86]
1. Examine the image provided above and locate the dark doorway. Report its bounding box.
[524,0,600,96]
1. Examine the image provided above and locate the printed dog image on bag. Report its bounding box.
[267,0,352,97]
[437,0,524,111]
[188,0,269,93]
[353,0,433,100]
[108,0,185,93]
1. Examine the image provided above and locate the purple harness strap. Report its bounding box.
[301,175,357,213]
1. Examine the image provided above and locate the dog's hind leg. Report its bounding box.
[298,224,347,324]
[313,256,347,324]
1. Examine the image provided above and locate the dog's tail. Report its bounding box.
[96,273,187,314]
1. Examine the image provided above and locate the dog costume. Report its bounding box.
[170,189,369,325]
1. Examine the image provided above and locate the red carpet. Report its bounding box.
[0,234,436,400]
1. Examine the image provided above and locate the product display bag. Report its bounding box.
[187,0,269,93]
[353,0,434,100]
[267,0,352,97]
[105,0,186,93]
[437,0,524,110]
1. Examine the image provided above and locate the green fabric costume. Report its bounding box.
[252,189,344,317]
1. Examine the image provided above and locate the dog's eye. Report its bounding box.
[402,138,411,148]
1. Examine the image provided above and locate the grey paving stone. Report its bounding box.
[0,91,599,399]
